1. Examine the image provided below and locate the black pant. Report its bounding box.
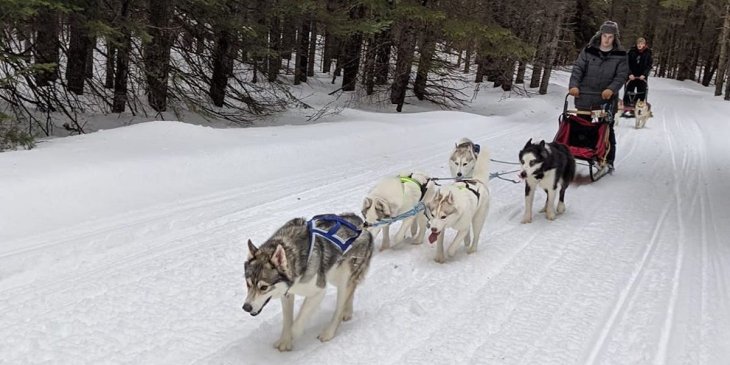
[607,97,617,164]
[623,78,647,105]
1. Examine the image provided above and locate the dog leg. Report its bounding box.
[319,282,355,342]
[410,214,427,245]
[468,200,489,254]
[291,289,326,339]
[274,294,295,351]
[447,230,469,258]
[435,232,446,263]
[380,225,391,251]
[545,188,557,220]
[557,181,567,214]
[392,217,414,246]
[521,183,535,224]
[539,190,548,213]
[343,284,357,321]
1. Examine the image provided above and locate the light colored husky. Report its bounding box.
[426,146,490,263]
[449,138,481,178]
[361,172,436,250]
[243,213,374,351]
[634,100,653,129]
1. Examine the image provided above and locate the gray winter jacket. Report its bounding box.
[569,34,629,110]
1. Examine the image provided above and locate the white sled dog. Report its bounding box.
[243,213,374,351]
[634,100,653,129]
[361,172,436,250]
[426,145,490,263]
[449,138,482,178]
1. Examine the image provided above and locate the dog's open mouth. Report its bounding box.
[428,231,440,243]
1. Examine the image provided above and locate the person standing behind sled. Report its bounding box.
[568,20,628,172]
[622,37,653,116]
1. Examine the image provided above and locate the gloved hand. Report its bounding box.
[629,74,636,81]
[569,87,580,97]
[601,89,614,100]
[639,75,646,81]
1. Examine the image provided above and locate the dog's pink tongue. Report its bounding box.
[428,231,439,244]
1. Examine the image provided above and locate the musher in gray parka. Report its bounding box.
[568,20,628,171]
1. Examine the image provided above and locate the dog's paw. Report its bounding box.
[379,243,390,252]
[546,212,556,221]
[466,245,477,254]
[342,312,353,322]
[539,206,547,213]
[274,337,293,352]
[521,216,532,224]
[318,329,336,342]
[434,255,445,264]
[557,203,566,214]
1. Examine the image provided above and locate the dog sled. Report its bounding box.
[553,93,612,181]
[620,79,648,118]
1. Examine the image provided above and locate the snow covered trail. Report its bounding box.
[1,78,729,364]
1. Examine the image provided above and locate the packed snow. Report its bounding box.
[1,72,729,364]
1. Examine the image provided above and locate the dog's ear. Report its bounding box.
[362,197,372,210]
[539,140,545,148]
[375,199,391,217]
[445,191,454,204]
[271,244,288,271]
[247,239,257,260]
[524,138,533,148]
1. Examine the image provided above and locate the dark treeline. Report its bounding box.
[1,0,729,150]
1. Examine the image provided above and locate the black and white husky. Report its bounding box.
[518,139,576,223]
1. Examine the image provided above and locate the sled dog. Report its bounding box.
[518,139,576,223]
[426,146,490,263]
[243,213,374,351]
[361,172,436,250]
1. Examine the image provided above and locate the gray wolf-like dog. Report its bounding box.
[243,213,374,351]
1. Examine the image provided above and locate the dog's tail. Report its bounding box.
[472,144,491,184]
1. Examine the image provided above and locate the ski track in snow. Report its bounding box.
[1,77,730,364]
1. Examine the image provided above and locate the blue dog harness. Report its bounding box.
[306,215,362,257]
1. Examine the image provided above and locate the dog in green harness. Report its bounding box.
[361,172,437,251]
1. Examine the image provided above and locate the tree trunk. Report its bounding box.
[144,0,174,112]
[390,20,418,112]
[112,0,132,113]
[374,29,391,84]
[105,39,116,89]
[716,4,730,96]
[67,11,93,95]
[209,30,234,107]
[364,36,377,95]
[268,13,282,82]
[307,21,317,77]
[85,36,96,80]
[463,42,472,73]
[34,7,60,86]
[539,7,564,95]
[515,61,526,84]
[414,30,436,100]
[341,5,365,92]
[322,29,335,73]
[294,19,310,84]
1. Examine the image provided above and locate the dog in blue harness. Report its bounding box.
[243,212,374,351]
